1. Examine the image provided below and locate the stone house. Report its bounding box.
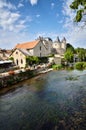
[11,38,52,68]
[0,49,12,61]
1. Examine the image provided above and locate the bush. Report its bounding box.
[83,62,86,69]
[52,64,63,70]
[74,62,85,70]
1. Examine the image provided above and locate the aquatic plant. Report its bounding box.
[66,75,78,81]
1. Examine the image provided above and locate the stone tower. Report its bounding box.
[61,37,66,50]
[53,36,61,49]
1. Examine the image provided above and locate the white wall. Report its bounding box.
[12,49,26,68]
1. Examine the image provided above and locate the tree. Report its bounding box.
[64,50,74,63]
[75,48,86,61]
[9,57,14,61]
[26,56,39,66]
[70,0,86,22]
[66,43,75,53]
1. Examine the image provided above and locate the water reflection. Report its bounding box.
[0,70,86,130]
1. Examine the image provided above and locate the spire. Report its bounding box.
[54,36,60,43]
[62,37,66,43]
[57,36,60,42]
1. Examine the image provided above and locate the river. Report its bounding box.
[0,70,86,130]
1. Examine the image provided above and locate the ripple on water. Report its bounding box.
[0,70,86,130]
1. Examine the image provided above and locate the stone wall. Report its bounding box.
[0,69,36,88]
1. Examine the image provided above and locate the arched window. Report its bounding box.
[21,59,23,64]
[40,46,41,50]
[16,59,18,65]
[16,51,18,54]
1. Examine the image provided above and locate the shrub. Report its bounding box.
[74,62,84,70]
[83,62,86,69]
[52,64,63,70]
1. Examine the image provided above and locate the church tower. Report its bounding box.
[53,36,61,49]
[61,37,66,50]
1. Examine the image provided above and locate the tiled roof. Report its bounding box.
[18,49,32,56]
[15,40,40,49]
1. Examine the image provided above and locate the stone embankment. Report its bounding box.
[0,68,53,88]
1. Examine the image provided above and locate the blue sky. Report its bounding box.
[0,0,86,49]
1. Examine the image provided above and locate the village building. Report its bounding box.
[0,49,12,61]
[11,36,67,68]
[0,49,13,72]
[51,37,66,64]
[11,37,52,68]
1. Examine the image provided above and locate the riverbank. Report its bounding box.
[0,67,53,89]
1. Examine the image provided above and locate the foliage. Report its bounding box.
[38,57,48,63]
[48,54,54,57]
[26,56,40,65]
[52,64,63,70]
[26,56,48,66]
[66,43,75,53]
[64,50,74,63]
[75,48,86,61]
[9,57,14,61]
[83,62,86,69]
[74,62,86,70]
[70,0,86,22]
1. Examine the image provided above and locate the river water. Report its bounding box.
[0,70,86,130]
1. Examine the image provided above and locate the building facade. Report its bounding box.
[11,37,52,67]
[11,36,66,68]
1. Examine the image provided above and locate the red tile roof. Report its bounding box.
[15,40,40,49]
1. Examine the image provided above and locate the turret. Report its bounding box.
[61,37,66,50]
[53,36,61,49]
[56,36,60,43]
[62,37,66,43]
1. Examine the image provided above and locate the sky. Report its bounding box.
[0,0,86,49]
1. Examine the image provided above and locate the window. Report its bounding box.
[40,53,41,57]
[16,59,18,65]
[40,46,41,50]
[16,51,18,54]
[21,59,23,64]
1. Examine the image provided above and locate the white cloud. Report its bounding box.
[0,0,33,49]
[29,0,38,6]
[36,14,40,18]
[0,30,33,49]
[0,8,25,32]
[25,16,33,22]
[56,13,59,17]
[51,3,55,9]
[18,3,24,8]
[0,0,16,10]
[0,0,26,32]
